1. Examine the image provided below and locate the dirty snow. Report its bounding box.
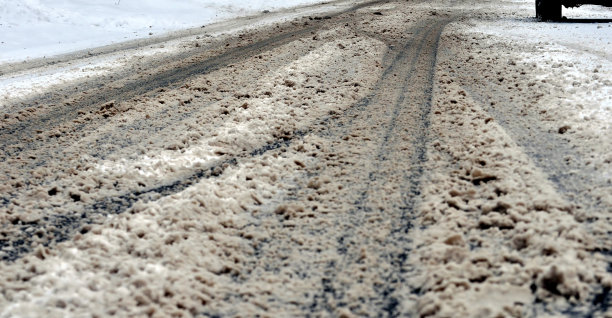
[0,0,611,317]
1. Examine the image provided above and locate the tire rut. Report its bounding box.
[0,25,319,157]
[198,17,451,317]
[0,0,393,160]
[306,18,448,317]
[463,76,612,317]
[0,0,394,263]
[0,128,315,262]
[437,34,612,316]
[463,79,608,214]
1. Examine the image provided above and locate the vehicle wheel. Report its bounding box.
[536,0,562,21]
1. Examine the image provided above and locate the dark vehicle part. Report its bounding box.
[536,0,562,20]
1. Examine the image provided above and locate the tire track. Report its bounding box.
[305,18,448,316]
[432,30,612,316]
[0,0,392,160]
[0,0,395,263]
[196,17,451,317]
[0,127,314,262]
[375,19,447,316]
[0,25,319,157]
[0,24,332,215]
[460,75,608,214]
[461,67,612,318]
[446,38,612,314]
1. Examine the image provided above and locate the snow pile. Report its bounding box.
[0,0,323,63]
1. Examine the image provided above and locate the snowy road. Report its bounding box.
[1,0,611,317]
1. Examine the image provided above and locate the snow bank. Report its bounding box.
[0,0,324,63]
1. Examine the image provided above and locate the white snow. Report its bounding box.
[0,0,324,64]
[463,0,612,146]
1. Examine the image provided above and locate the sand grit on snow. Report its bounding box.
[0,0,610,317]
[406,2,612,316]
[0,20,388,316]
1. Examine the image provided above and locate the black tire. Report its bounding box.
[536,0,562,21]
